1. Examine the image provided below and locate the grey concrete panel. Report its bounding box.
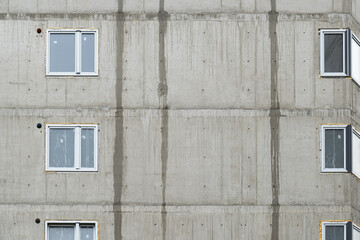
[165,20,270,109]
[242,0,256,12]
[122,21,160,108]
[165,0,222,13]
[66,0,118,13]
[121,110,163,204]
[0,204,115,239]
[294,21,316,108]
[221,0,240,11]
[276,0,333,13]
[0,20,117,108]
[9,0,37,13]
[0,0,8,13]
[279,117,352,205]
[0,115,114,204]
[37,0,67,13]
[277,21,296,108]
[123,0,159,13]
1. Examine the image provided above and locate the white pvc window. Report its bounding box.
[46,124,98,172]
[321,125,347,172]
[46,29,98,76]
[322,222,347,240]
[320,29,350,77]
[45,221,97,240]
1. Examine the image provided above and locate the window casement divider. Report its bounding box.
[74,222,80,240]
[75,30,81,74]
[74,127,81,170]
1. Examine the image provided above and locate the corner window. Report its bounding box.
[321,125,348,172]
[45,221,97,240]
[322,221,348,240]
[46,29,98,76]
[321,221,360,240]
[320,29,350,77]
[46,124,98,172]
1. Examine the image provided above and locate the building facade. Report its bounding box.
[1,0,360,239]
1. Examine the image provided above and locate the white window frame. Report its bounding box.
[320,29,350,77]
[45,220,97,240]
[321,125,348,173]
[46,29,98,76]
[321,221,347,240]
[45,124,98,172]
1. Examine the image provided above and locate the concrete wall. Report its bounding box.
[1,0,360,239]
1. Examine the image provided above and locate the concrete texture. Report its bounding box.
[1,0,360,239]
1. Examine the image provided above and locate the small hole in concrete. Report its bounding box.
[35,218,40,224]
[37,28,42,34]
[37,123,42,129]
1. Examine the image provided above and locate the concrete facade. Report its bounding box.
[1,0,360,239]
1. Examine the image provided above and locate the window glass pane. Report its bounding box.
[80,225,94,240]
[50,33,75,72]
[49,128,75,168]
[325,225,344,240]
[325,129,345,169]
[324,33,344,73]
[49,226,75,240]
[81,33,95,72]
[81,129,94,168]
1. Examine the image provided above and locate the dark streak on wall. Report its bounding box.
[114,0,124,240]
[159,0,169,239]
[269,0,280,239]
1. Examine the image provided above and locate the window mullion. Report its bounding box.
[75,31,81,74]
[75,223,80,240]
[75,127,81,169]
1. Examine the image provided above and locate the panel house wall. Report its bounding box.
[1,0,360,239]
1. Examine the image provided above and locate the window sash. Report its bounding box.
[321,125,348,172]
[46,29,98,76]
[320,29,350,77]
[46,124,98,172]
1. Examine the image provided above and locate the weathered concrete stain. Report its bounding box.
[113,0,124,240]
[269,0,280,239]
[158,0,169,239]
